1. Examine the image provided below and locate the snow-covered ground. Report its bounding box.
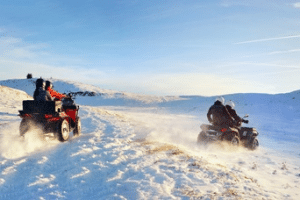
[0,78,299,199]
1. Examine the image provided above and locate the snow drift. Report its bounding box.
[0,78,299,199]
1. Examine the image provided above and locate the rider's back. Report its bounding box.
[208,102,231,127]
[34,88,52,101]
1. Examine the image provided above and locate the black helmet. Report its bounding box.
[45,80,53,90]
[36,78,45,88]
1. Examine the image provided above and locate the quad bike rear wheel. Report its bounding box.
[197,131,207,143]
[73,117,81,136]
[20,119,31,136]
[58,119,70,142]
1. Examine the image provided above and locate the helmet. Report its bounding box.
[226,100,235,109]
[36,78,45,88]
[45,80,53,89]
[215,96,225,104]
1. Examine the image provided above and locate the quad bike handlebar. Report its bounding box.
[234,115,249,127]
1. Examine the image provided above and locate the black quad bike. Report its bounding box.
[197,115,259,150]
[19,95,81,142]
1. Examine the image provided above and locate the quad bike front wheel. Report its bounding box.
[73,117,81,136]
[57,119,70,142]
[248,138,259,150]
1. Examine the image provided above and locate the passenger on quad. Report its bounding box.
[225,100,248,127]
[33,78,53,101]
[45,80,66,100]
[207,97,234,127]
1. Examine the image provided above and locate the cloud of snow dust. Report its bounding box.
[123,111,200,150]
[144,114,199,147]
[124,109,285,186]
[0,122,58,159]
[123,109,252,162]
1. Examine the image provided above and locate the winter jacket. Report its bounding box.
[207,101,233,127]
[33,87,53,101]
[226,105,242,122]
[47,87,65,100]
[226,105,248,126]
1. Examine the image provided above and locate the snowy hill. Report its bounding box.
[0,78,299,199]
[0,78,182,104]
[0,85,33,124]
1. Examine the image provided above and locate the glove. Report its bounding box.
[243,120,249,124]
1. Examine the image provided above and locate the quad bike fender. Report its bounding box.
[222,127,239,141]
[227,127,239,136]
[200,124,211,131]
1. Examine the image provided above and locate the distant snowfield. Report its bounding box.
[0,79,299,199]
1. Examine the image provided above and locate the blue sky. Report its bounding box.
[0,0,300,96]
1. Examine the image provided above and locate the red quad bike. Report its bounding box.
[19,95,81,142]
[197,115,259,150]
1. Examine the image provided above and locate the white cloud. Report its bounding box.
[0,58,107,84]
[104,72,274,96]
[9,48,37,58]
[293,2,300,8]
[241,49,300,58]
[219,0,253,8]
[0,37,22,45]
[147,73,272,96]
[235,35,300,44]
[0,36,48,59]
[0,34,109,87]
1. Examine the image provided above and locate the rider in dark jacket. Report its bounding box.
[225,100,248,127]
[33,78,53,101]
[207,97,234,127]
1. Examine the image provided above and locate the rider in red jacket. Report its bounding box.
[45,81,66,100]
